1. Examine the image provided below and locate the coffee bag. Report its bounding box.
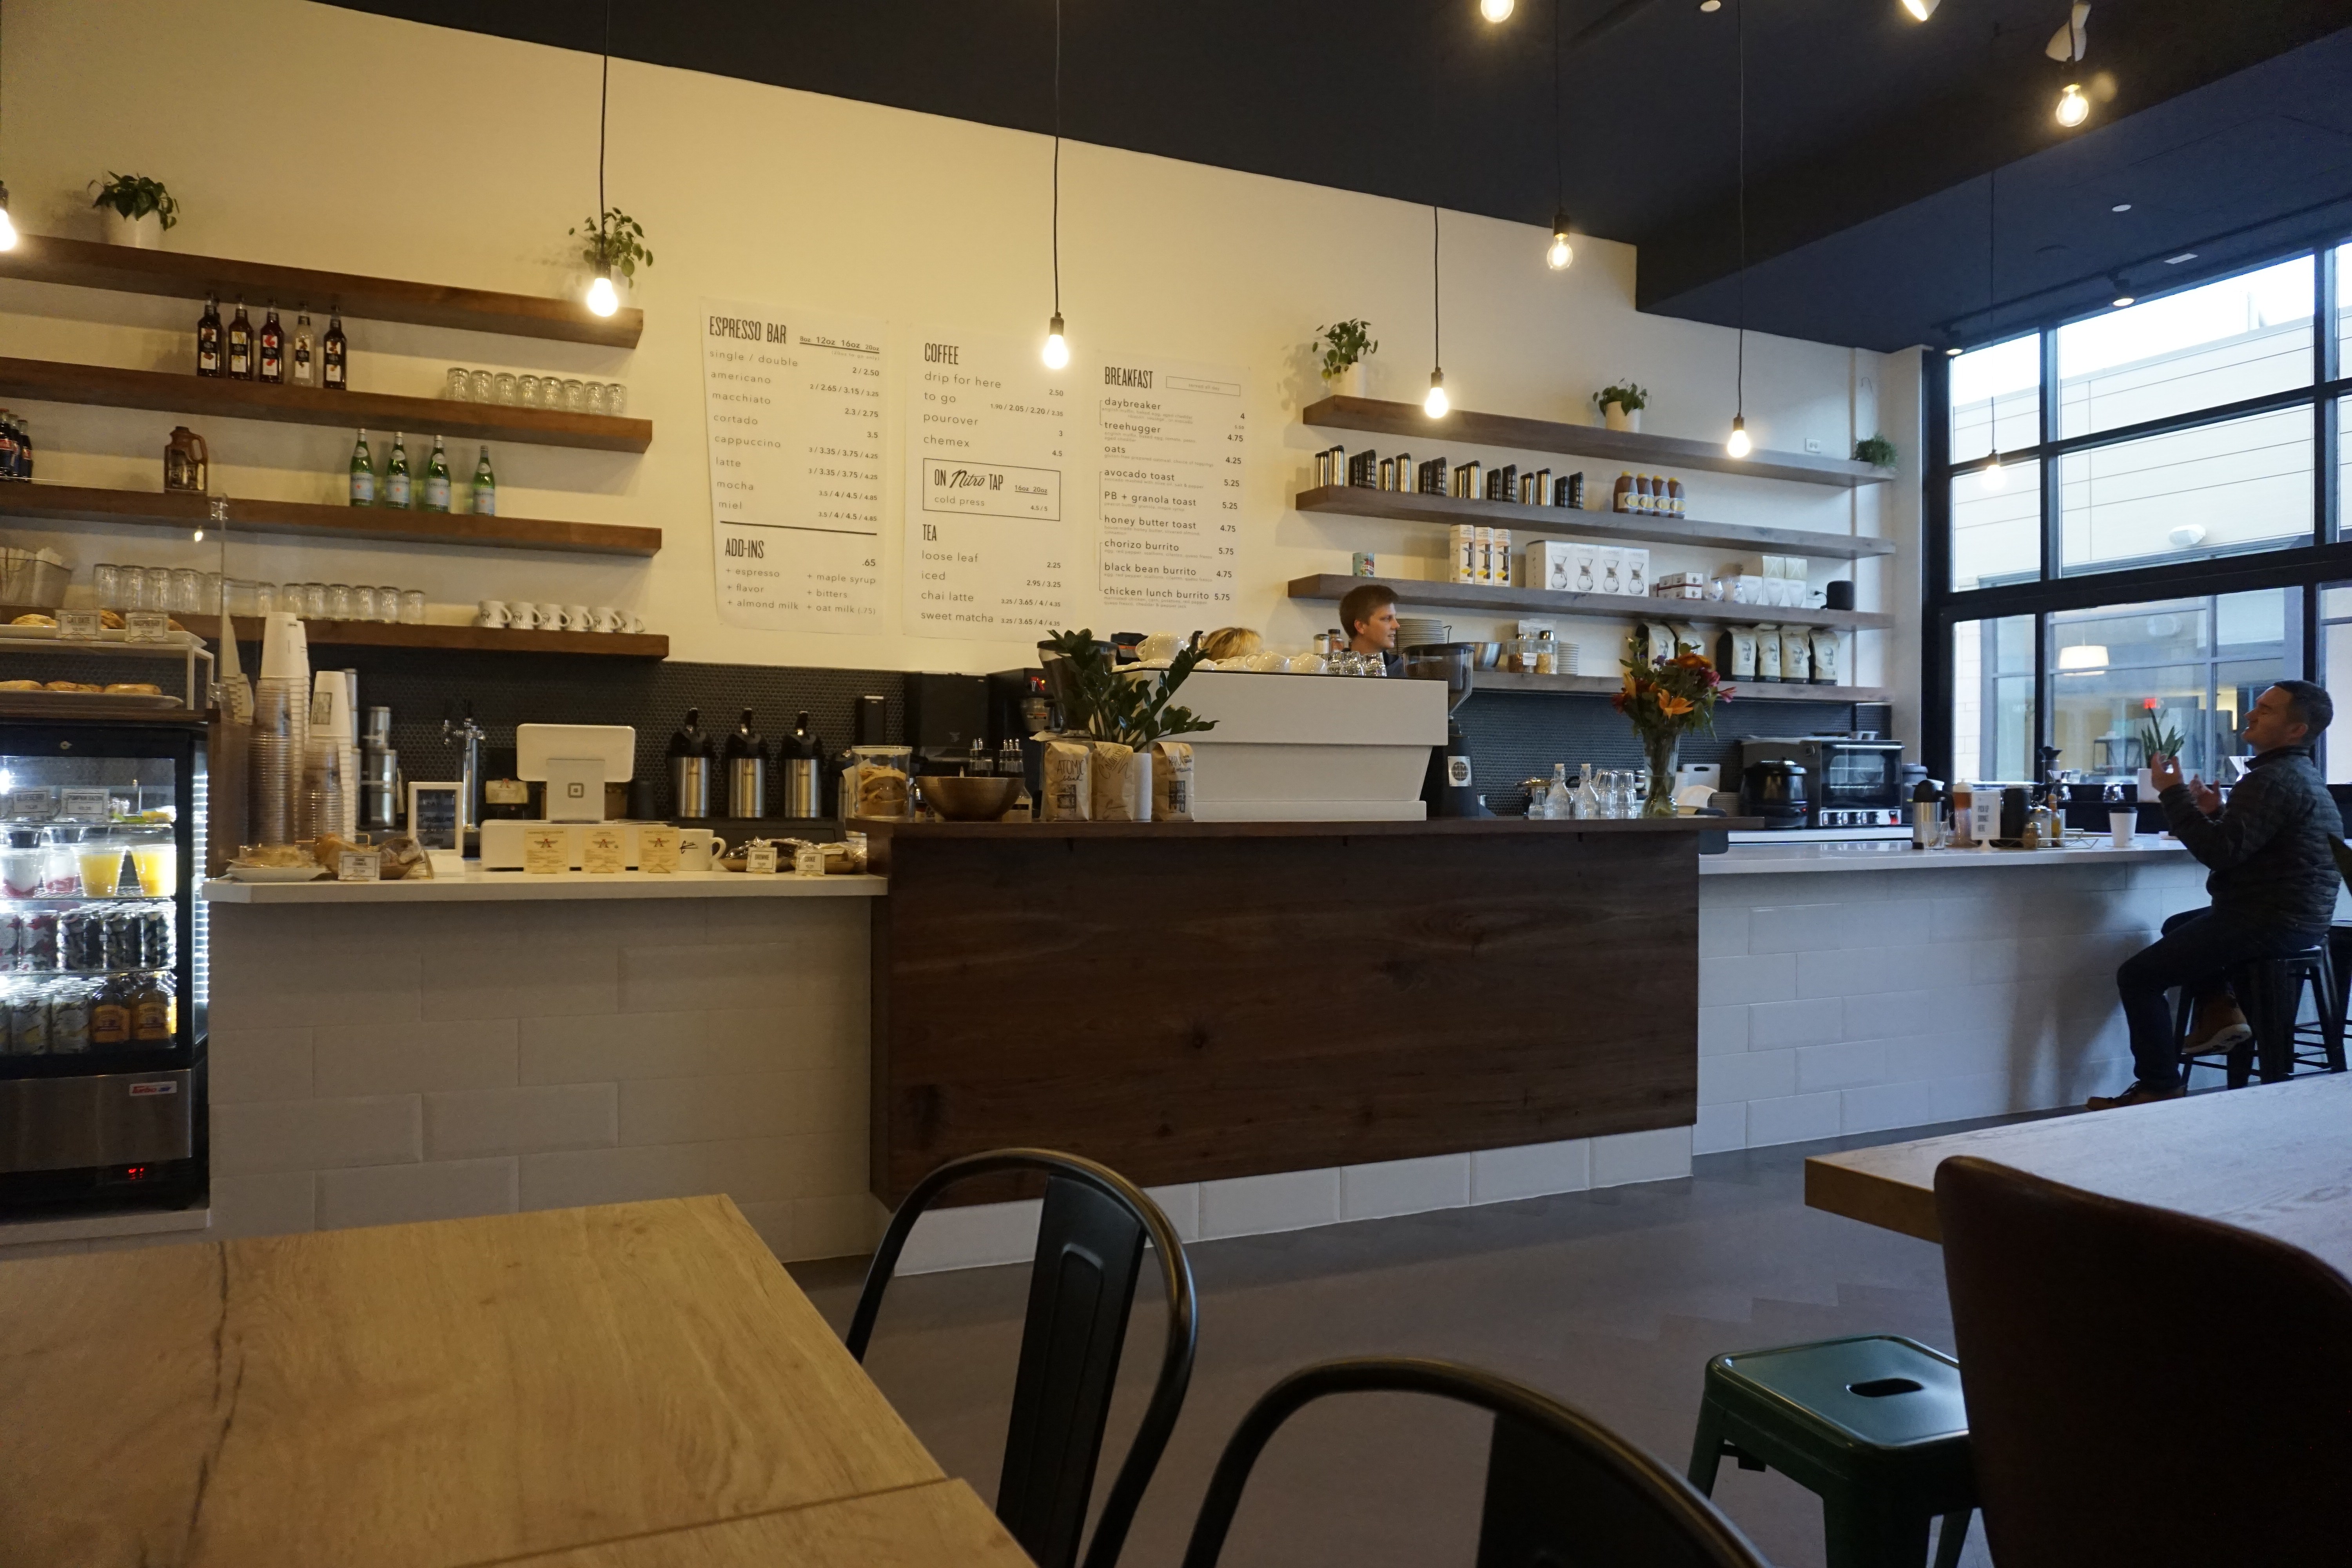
[1090,741,1152,822]
[1040,740,1093,821]
[1151,740,1196,821]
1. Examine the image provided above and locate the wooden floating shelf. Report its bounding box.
[172,613,666,659]
[0,232,642,349]
[0,356,651,454]
[1473,670,1892,704]
[1302,396,1893,489]
[1288,573,1896,632]
[0,483,661,558]
[1294,485,1895,561]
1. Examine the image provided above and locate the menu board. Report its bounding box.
[700,298,887,633]
[903,328,1071,639]
[1093,353,1245,619]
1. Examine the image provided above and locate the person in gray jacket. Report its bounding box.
[2092,680,2343,1108]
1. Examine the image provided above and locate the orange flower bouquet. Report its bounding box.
[1615,636,1733,816]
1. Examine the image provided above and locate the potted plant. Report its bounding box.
[569,207,655,292]
[2136,706,2185,798]
[1615,634,1731,816]
[1854,433,1898,468]
[1315,319,1378,399]
[89,173,180,248]
[1593,380,1648,433]
[1042,629,1218,749]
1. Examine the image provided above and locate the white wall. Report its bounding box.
[2,0,1910,680]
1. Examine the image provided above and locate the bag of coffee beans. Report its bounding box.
[1150,740,1195,821]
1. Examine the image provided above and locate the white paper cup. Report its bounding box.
[2110,810,2136,848]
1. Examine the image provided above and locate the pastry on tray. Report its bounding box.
[103,682,163,696]
[0,679,40,691]
[10,613,56,627]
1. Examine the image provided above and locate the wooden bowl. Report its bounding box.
[920,775,1020,821]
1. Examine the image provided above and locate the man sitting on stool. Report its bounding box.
[2091,680,2343,1109]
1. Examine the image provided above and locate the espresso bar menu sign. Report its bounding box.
[903,329,1071,639]
[700,298,886,633]
[1094,354,1245,616]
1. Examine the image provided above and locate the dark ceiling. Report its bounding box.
[330,0,2352,352]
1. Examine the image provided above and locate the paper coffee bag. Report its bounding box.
[1151,740,1196,821]
[1090,741,1152,822]
[1040,739,1093,821]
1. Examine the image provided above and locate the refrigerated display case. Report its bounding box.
[0,711,205,1215]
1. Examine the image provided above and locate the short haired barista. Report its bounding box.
[1338,583,1403,675]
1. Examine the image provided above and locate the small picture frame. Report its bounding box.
[408,782,464,852]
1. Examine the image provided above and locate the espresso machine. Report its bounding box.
[1403,642,1488,817]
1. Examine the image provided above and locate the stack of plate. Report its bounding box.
[1397,617,1452,649]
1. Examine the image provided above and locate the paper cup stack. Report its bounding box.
[306,671,360,840]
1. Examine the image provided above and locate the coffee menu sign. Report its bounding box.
[902,329,1074,639]
[700,298,887,634]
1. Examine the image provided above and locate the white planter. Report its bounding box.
[1327,361,1370,400]
[2136,768,2156,800]
[1602,401,1642,433]
[100,208,165,248]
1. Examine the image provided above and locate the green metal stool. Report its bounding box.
[1688,1334,1975,1568]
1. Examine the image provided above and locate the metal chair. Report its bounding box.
[1936,1155,2352,1567]
[847,1149,1198,1568]
[1178,1357,1768,1568]
[2178,943,2341,1088]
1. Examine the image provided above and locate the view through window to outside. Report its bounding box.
[2047,593,2287,785]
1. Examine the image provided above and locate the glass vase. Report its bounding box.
[1642,731,1680,817]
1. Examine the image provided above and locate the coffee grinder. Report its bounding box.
[1403,642,1488,818]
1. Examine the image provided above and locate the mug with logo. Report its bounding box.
[563,604,591,632]
[476,599,512,628]
[535,602,565,632]
[623,613,645,634]
[590,606,623,633]
[506,603,539,630]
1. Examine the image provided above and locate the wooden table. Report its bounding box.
[0,1196,1033,1568]
[1806,1074,2352,1278]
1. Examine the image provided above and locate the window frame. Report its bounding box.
[1924,237,2352,784]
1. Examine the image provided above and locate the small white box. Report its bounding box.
[1525,540,1576,592]
[1621,547,1650,595]
[1570,543,1600,593]
[1595,547,1626,594]
[1652,583,1706,599]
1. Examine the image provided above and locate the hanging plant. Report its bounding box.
[570,207,654,281]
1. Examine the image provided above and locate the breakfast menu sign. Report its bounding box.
[902,328,1072,639]
[1093,352,1245,617]
[699,298,887,633]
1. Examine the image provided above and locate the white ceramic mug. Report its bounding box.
[623,613,645,634]
[536,602,565,631]
[678,829,717,872]
[564,604,591,631]
[589,606,622,633]
[506,603,538,630]
[476,599,512,628]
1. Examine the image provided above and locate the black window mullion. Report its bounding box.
[2320,246,2342,546]
[1924,351,1954,777]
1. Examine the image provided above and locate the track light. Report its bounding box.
[585,267,619,318]
[1726,416,1751,459]
[2109,276,2134,308]
[1481,0,1515,20]
[1900,0,1939,19]
[1546,213,1574,271]
[0,185,16,253]
[1425,369,1450,419]
[2055,82,2089,127]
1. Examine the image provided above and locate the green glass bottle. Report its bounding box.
[348,430,375,507]
[383,432,411,508]
[471,445,497,516]
[423,434,452,513]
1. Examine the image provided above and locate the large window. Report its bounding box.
[1928,240,2350,786]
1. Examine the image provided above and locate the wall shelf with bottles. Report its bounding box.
[0,233,643,350]
[0,483,661,558]
[1288,573,1895,632]
[1301,396,1893,489]
[1293,485,1895,561]
[1473,669,1891,704]
[0,357,651,454]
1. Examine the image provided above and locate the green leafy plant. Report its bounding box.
[1043,629,1218,749]
[2138,706,2186,764]
[1854,434,1898,468]
[1315,319,1378,379]
[571,207,654,280]
[1593,381,1649,414]
[89,172,179,229]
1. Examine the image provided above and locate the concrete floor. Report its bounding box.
[791,1121,2018,1568]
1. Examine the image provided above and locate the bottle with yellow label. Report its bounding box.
[90,974,132,1048]
[132,971,174,1043]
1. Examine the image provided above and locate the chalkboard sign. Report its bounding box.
[408,782,463,851]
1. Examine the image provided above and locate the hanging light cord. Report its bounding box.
[1552,0,1564,213]
[1733,0,1746,422]
[1432,204,1442,366]
[1052,0,1062,318]
[597,0,610,266]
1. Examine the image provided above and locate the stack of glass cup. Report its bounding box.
[249,613,310,846]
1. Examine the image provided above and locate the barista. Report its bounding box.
[1339,583,1403,675]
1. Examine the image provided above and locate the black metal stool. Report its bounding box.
[2180,942,2341,1088]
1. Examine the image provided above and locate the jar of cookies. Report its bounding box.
[846,745,913,822]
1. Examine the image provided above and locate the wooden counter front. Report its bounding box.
[867,819,1737,1205]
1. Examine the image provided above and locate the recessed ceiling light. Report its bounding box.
[1699,1,1720,11]
[2111,203,2131,212]
[2165,252,2198,265]
[1946,346,1964,357]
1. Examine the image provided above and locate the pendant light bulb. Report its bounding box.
[2055,83,2089,128]
[1546,214,1574,271]
[585,267,619,318]
[1041,312,1070,369]
[1481,0,1515,20]
[0,185,17,253]
[1900,0,1939,18]
[1725,416,1751,459]
[1981,456,2007,492]
[1424,369,1450,419]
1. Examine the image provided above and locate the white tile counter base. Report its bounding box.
[1692,851,2219,1155]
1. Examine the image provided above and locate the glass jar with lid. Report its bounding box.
[845,745,914,821]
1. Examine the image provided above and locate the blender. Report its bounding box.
[1403,642,1488,818]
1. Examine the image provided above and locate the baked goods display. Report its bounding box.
[10,613,56,628]
[0,679,39,691]
[103,683,162,697]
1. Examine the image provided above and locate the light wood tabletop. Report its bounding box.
[0,1195,1033,1568]
[1806,1073,2352,1278]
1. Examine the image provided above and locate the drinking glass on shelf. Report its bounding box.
[468,369,495,403]
[377,588,401,624]
[493,373,519,405]
[1613,770,1637,818]
[561,379,588,412]
[582,382,608,416]
[399,589,426,625]
[92,564,122,609]
[352,586,380,622]
[603,383,627,416]
[327,584,354,619]
[446,367,472,401]
[227,579,256,617]
[169,568,201,613]
[517,375,542,407]
[202,572,223,614]
[300,582,327,619]
[253,581,276,616]
[143,567,173,613]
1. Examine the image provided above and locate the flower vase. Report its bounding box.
[1642,733,1679,817]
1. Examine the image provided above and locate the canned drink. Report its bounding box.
[59,906,103,972]
[142,908,173,971]
[0,910,19,971]
[20,910,58,971]
[48,983,90,1053]
[105,906,141,971]
[7,986,48,1053]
